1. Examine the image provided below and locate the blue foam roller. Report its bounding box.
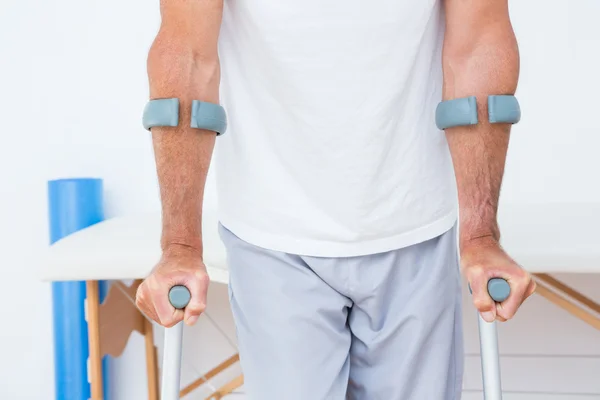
[48,178,110,400]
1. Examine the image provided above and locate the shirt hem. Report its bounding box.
[217,210,458,257]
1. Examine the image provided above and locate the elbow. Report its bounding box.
[442,27,520,98]
[444,17,519,62]
[147,28,220,96]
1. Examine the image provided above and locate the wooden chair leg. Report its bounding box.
[86,280,104,400]
[144,317,160,400]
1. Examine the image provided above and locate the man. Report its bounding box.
[136,0,536,398]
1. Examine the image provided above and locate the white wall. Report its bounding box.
[0,0,598,399]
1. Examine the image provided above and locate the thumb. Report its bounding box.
[182,270,210,326]
[469,271,497,323]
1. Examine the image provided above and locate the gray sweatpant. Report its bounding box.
[218,224,464,400]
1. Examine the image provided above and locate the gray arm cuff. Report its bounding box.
[435,95,520,130]
[142,98,180,131]
[435,96,478,130]
[190,100,227,136]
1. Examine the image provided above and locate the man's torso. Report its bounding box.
[215,0,457,257]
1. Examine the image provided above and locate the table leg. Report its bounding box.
[180,354,240,397]
[87,280,104,399]
[144,317,160,400]
[533,274,600,330]
[205,375,244,400]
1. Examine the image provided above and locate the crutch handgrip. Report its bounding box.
[487,278,510,303]
[168,285,191,309]
[469,278,511,303]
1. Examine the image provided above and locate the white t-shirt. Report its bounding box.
[215,0,457,257]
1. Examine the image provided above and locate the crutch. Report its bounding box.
[161,285,192,400]
[478,278,511,400]
[162,280,510,399]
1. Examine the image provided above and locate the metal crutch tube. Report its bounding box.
[161,285,192,400]
[478,278,511,400]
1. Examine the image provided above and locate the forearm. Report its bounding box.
[148,2,222,252]
[442,10,519,251]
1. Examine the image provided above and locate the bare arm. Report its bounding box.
[443,0,518,247]
[442,0,535,321]
[149,0,223,252]
[137,0,224,327]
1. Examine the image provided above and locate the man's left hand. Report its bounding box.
[461,237,536,322]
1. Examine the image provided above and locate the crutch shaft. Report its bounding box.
[478,278,510,400]
[478,316,502,400]
[161,323,185,400]
[161,285,192,400]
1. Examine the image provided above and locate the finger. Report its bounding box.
[525,279,537,299]
[467,267,497,322]
[496,315,507,323]
[183,270,210,326]
[136,283,160,324]
[146,276,184,328]
[154,291,185,328]
[497,273,531,320]
[153,285,185,328]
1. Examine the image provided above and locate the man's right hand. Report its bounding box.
[135,245,210,328]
